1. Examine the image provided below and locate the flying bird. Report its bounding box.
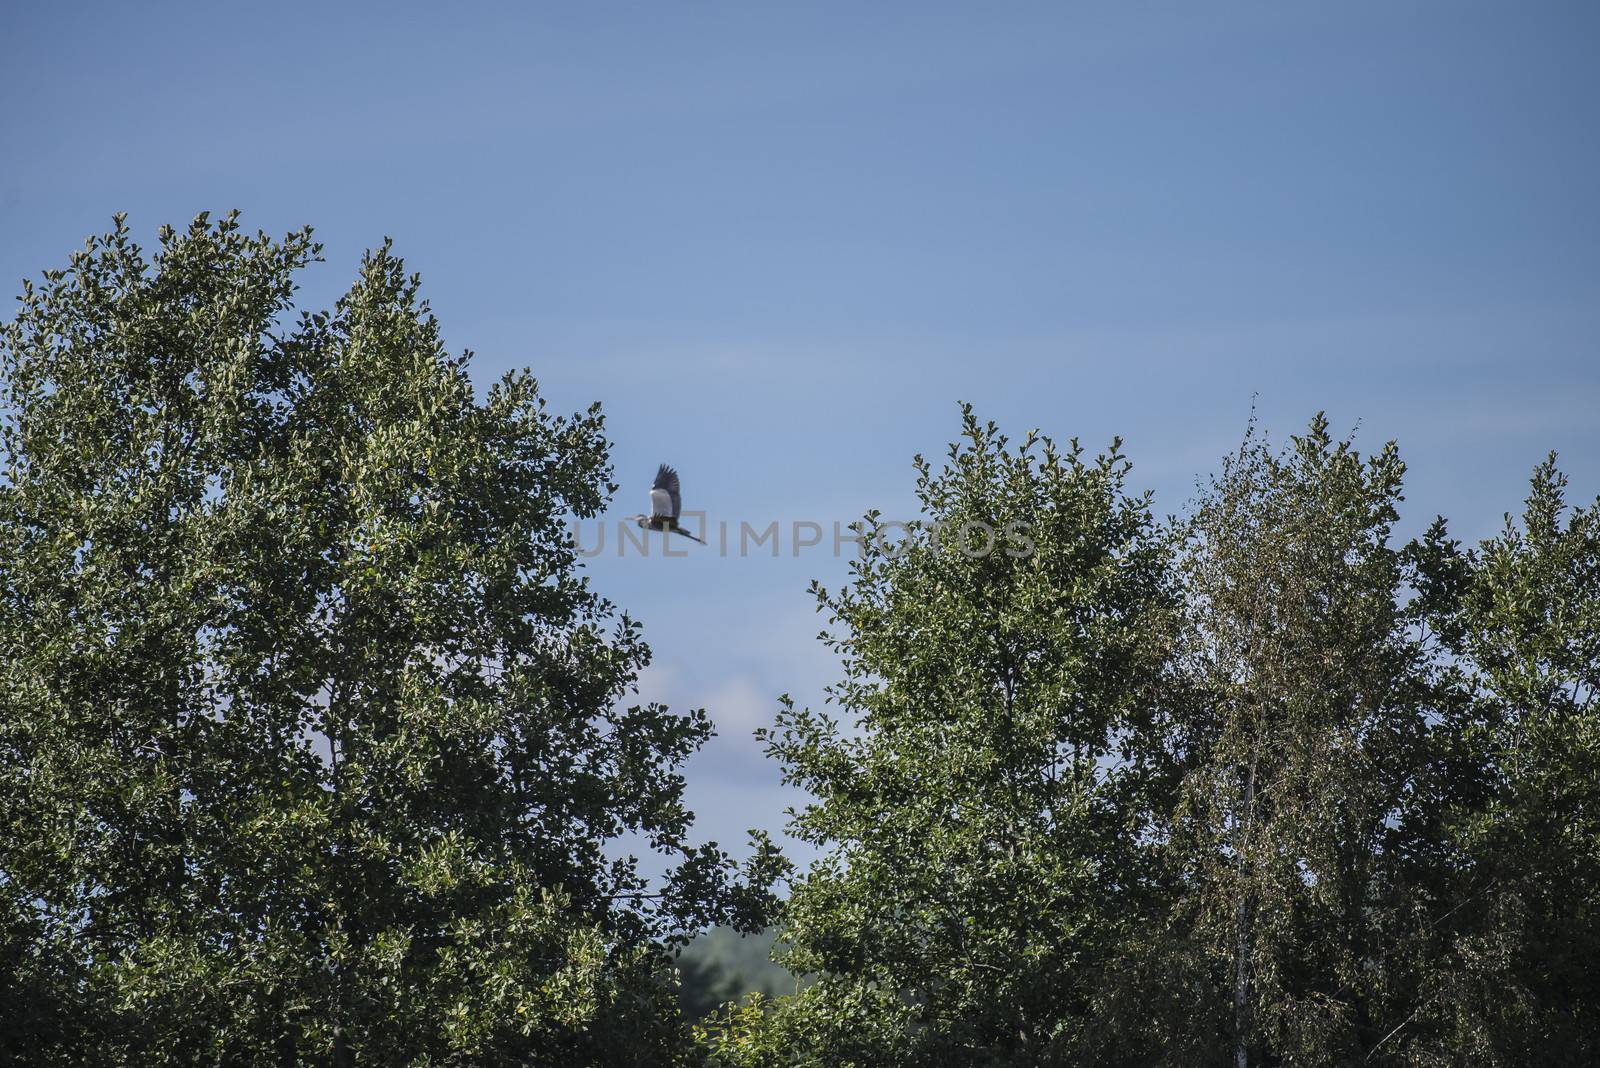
[627,464,705,543]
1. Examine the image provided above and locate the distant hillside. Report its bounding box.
[676,926,801,1019]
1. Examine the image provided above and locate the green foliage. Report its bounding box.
[3,217,1595,1065]
[706,408,1178,1065]
[1132,416,1442,1065]
[708,412,1600,1067]
[1398,457,1600,1062]
[0,214,777,1066]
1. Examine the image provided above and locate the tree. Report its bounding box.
[696,412,1599,1067]
[0,213,778,1066]
[1399,457,1600,1063]
[1143,416,1454,1066]
[703,408,1177,1066]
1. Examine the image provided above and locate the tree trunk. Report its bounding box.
[1233,755,1257,1068]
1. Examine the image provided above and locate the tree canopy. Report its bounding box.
[2,215,1595,1067]
[0,214,778,1066]
[702,416,1600,1068]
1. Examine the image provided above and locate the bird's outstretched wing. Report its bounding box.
[652,464,682,519]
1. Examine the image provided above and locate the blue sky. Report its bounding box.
[4,1,1597,868]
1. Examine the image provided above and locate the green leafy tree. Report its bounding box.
[0,214,778,1066]
[703,409,1177,1066]
[1139,417,1460,1066]
[1399,458,1600,1063]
